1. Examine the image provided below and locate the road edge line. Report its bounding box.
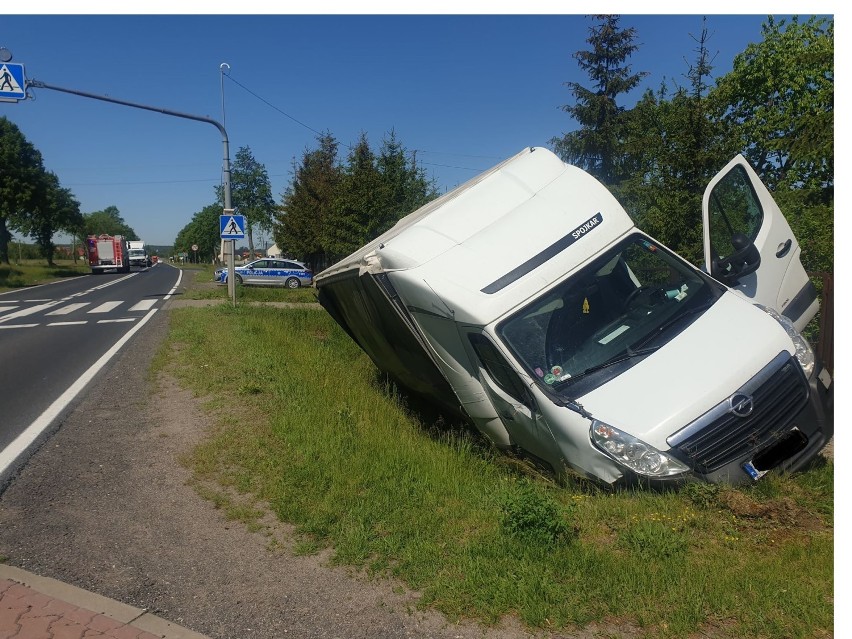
[0,308,158,475]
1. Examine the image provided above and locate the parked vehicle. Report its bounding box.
[86,234,131,274]
[315,147,832,487]
[215,258,313,288]
[127,240,151,268]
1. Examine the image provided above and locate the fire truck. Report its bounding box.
[86,234,131,274]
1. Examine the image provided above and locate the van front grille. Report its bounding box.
[668,353,808,473]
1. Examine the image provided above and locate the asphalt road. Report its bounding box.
[0,263,182,487]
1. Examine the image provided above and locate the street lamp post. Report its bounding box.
[27,77,234,301]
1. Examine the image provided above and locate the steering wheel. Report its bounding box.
[622,285,665,312]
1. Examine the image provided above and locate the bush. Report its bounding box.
[682,481,721,509]
[500,479,576,545]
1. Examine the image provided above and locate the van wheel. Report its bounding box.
[285,277,301,289]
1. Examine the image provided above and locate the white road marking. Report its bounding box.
[0,324,38,330]
[129,299,157,311]
[46,303,90,316]
[97,318,136,324]
[0,306,20,314]
[89,301,122,314]
[47,321,88,326]
[89,273,136,291]
[0,308,159,476]
[163,268,182,300]
[0,301,62,324]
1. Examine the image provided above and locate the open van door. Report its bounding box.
[702,155,819,333]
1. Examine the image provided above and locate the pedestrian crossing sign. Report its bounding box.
[220,213,246,239]
[0,63,26,101]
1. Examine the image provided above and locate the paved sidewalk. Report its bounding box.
[0,565,210,639]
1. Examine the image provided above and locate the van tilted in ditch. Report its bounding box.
[315,147,832,487]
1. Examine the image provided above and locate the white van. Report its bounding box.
[315,148,832,486]
[127,240,151,268]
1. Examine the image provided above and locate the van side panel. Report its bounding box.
[316,269,462,417]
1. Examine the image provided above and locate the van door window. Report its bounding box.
[707,165,763,261]
[469,334,535,409]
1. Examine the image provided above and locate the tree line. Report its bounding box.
[0,118,83,265]
[2,15,833,276]
[551,15,832,272]
[0,117,145,265]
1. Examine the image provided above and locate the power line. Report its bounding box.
[60,76,498,188]
[63,173,292,188]
[419,161,489,171]
[223,73,498,171]
[63,177,221,187]
[415,150,503,160]
[225,74,328,141]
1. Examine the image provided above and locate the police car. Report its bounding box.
[215,258,313,288]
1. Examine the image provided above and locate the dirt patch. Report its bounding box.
[718,491,824,530]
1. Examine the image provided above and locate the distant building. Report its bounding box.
[266,243,282,258]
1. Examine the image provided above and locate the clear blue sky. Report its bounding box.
[0,12,832,247]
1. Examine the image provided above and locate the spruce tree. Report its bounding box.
[551,15,647,186]
[275,133,341,271]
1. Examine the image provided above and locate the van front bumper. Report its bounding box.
[680,361,833,485]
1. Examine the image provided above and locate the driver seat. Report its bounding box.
[545,287,601,367]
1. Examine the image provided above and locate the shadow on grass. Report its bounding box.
[369,369,605,494]
[0,266,87,288]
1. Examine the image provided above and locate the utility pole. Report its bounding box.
[219,62,236,305]
[27,77,235,302]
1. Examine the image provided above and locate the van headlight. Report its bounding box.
[591,421,689,477]
[756,304,815,378]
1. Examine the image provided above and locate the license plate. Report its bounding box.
[742,461,768,481]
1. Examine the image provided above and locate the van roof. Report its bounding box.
[317,147,636,325]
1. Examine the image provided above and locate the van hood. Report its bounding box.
[574,292,795,449]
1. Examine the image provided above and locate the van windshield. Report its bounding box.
[498,234,724,395]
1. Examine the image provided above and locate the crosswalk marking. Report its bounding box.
[89,301,123,314]
[0,298,160,328]
[129,299,157,311]
[46,303,90,316]
[0,301,62,324]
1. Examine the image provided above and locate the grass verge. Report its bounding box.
[180,264,318,304]
[0,260,89,290]
[156,302,833,639]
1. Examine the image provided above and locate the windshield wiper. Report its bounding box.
[555,345,662,388]
[551,301,716,392]
[627,301,716,353]
[537,383,594,419]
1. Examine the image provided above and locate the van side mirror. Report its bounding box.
[711,232,761,286]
